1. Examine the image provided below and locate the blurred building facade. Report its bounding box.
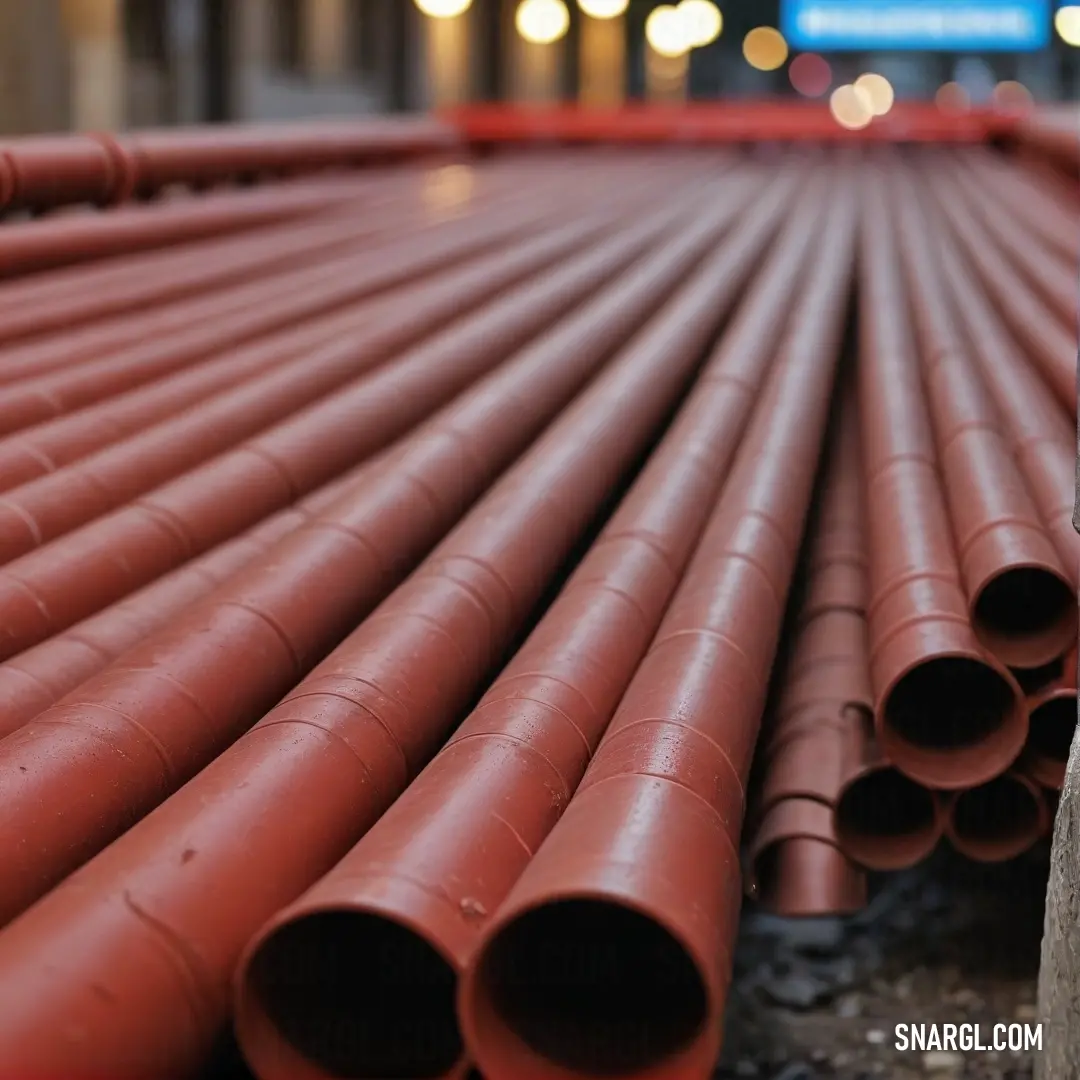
[0,0,1074,135]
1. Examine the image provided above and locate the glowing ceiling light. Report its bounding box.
[646,4,690,56]
[678,0,723,47]
[516,0,570,44]
[414,0,473,16]
[854,72,895,116]
[743,26,788,71]
[578,0,629,17]
[830,83,872,130]
[1056,5,1080,45]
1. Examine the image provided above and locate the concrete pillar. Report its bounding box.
[0,2,71,133]
[167,0,203,123]
[230,0,268,121]
[578,12,625,105]
[306,0,347,80]
[645,46,688,102]
[61,0,125,129]
[415,9,473,107]
[505,4,565,104]
[512,39,562,102]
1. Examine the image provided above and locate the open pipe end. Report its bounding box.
[1023,690,1078,791]
[945,774,1047,863]
[880,654,1026,790]
[834,767,942,871]
[971,567,1077,670]
[464,899,712,1080]
[237,910,463,1080]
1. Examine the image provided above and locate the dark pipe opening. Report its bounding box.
[836,768,937,842]
[884,657,1015,750]
[478,900,708,1075]
[952,776,1040,848]
[754,845,786,907]
[245,912,461,1079]
[1027,695,1078,764]
[1012,656,1065,695]
[972,568,1076,665]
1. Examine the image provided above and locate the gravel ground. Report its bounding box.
[718,846,1048,1080]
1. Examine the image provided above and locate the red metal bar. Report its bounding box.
[0,117,460,212]
[442,102,996,146]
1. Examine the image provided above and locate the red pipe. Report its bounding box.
[833,732,946,872]
[0,178,429,348]
[443,102,993,146]
[943,771,1050,862]
[0,176,722,725]
[0,453,397,740]
[925,164,1076,414]
[0,173,752,932]
[755,385,942,878]
[892,169,1076,669]
[934,229,1079,581]
[233,170,813,1080]
[860,168,1026,791]
[0,194,689,664]
[1022,688,1078,792]
[0,117,458,211]
[769,609,874,759]
[951,148,1079,264]
[757,709,861,821]
[0,155,616,349]
[1009,111,1080,175]
[1019,647,1078,791]
[0,195,559,436]
[940,158,1078,329]
[460,180,856,1080]
[0,297,389,492]
[0,212,618,560]
[746,798,867,918]
[0,158,678,390]
[117,117,460,197]
[0,134,134,209]
[0,172,383,277]
[0,170,772,1080]
[787,390,868,637]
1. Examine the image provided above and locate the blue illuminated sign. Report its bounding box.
[780,0,1051,51]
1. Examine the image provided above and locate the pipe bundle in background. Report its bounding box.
[0,119,1073,1080]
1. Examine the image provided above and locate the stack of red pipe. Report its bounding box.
[0,125,1073,1080]
[750,148,1079,918]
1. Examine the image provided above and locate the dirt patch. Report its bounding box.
[718,846,1048,1080]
